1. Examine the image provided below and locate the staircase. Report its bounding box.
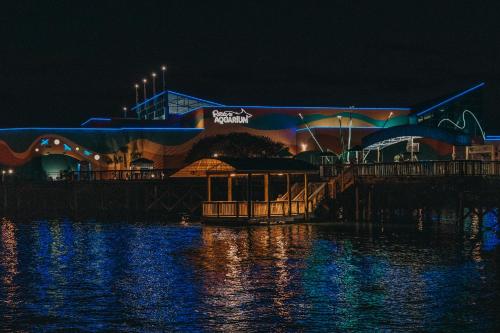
[277,181,328,218]
[330,166,355,199]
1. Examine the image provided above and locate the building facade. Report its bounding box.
[0,82,494,179]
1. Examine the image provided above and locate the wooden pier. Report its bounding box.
[325,160,500,223]
[1,159,500,224]
[0,177,206,219]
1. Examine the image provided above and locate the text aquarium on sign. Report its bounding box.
[212,109,253,124]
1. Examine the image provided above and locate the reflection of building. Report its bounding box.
[0,219,19,308]
[195,224,315,331]
[0,82,496,177]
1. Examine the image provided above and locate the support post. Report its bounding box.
[207,176,212,201]
[304,173,309,220]
[457,191,464,226]
[265,173,270,218]
[355,185,360,221]
[227,174,233,201]
[367,185,372,221]
[286,173,292,216]
[247,173,252,218]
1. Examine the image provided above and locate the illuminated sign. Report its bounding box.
[212,108,252,125]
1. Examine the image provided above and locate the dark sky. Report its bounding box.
[1,1,500,131]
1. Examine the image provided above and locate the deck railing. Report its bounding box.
[67,169,176,181]
[349,160,500,177]
[202,200,306,218]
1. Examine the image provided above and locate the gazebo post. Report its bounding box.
[287,173,292,216]
[227,174,233,201]
[304,172,309,220]
[247,173,252,218]
[207,175,212,201]
[265,173,270,218]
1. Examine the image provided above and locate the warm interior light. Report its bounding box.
[94,154,100,161]
[35,148,39,152]
[152,72,156,77]
[53,139,60,145]
[75,147,80,151]
[230,173,236,177]
[8,169,13,174]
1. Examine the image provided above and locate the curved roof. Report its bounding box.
[171,157,316,178]
[362,125,471,150]
[131,157,154,165]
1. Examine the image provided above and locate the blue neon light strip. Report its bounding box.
[485,135,500,141]
[169,90,225,106]
[224,105,411,111]
[131,91,167,110]
[0,127,204,132]
[80,118,112,126]
[131,90,225,111]
[296,126,383,132]
[416,82,485,117]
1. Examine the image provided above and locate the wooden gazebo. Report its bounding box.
[171,157,322,223]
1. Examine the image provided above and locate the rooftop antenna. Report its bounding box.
[298,113,324,153]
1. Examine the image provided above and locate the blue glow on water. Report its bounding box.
[0,220,498,331]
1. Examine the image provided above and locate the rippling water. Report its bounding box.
[1,216,499,332]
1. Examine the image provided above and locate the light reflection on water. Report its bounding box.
[0,217,499,332]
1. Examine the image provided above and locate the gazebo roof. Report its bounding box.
[170,157,317,178]
[131,157,154,165]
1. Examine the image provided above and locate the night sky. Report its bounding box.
[2,1,500,131]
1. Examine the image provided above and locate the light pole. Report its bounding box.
[142,78,147,100]
[347,108,353,162]
[161,65,167,91]
[152,72,157,95]
[337,115,343,159]
[123,106,127,118]
[134,84,139,104]
[382,111,394,128]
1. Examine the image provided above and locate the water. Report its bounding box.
[1,217,499,332]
